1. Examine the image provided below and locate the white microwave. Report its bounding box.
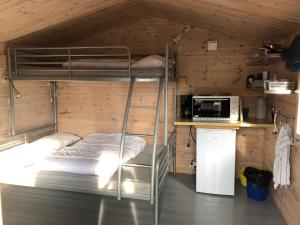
[192,96,240,121]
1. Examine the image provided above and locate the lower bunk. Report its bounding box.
[0,131,176,225]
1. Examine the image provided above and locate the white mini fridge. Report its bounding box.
[196,128,236,196]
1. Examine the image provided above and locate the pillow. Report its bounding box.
[0,144,35,170]
[0,133,82,170]
[131,55,165,69]
[31,132,82,151]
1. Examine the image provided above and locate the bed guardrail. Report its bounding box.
[9,46,131,81]
[156,131,176,192]
[154,130,176,225]
[8,46,178,82]
[0,123,56,151]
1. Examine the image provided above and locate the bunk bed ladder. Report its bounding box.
[117,76,164,201]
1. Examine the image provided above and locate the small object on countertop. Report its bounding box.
[262,70,269,80]
[242,108,249,120]
[255,96,266,120]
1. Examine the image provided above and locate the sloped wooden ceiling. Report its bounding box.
[144,0,300,41]
[0,0,130,42]
[9,0,146,46]
[3,0,300,45]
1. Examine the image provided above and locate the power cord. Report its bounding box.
[187,125,196,147]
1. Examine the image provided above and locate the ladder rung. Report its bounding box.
[130,104,156,109]
[122,163,151,168]
[126,133,154,137]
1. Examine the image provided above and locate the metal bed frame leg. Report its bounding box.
[154,161,160,225]
[50,81,58,133]
[173,80,177,176]
[164,45,169,146]
[173,132,177,176]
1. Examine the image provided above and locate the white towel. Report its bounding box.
[273,123,294,189]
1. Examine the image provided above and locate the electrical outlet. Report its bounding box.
[190,159,196,170]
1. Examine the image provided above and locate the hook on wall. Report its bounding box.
[5,76,22,99]
[272,106,291,135]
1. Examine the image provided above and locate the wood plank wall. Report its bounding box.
[13,81,53,133]
[57,81,175,145]
[263,61,300,225]
[0,50,52,142]
[56,18,267,174]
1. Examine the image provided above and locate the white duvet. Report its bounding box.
[37,133,146,187]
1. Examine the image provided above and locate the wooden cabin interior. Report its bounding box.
[0,1,299,225]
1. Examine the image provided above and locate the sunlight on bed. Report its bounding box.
[96,152,119,189]
[0,137,66,187]
[96,152,136,194]
[123,180,135,194]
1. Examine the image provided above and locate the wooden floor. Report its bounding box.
[1,174,286,225]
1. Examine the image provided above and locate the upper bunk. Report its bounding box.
[7,45,177,82]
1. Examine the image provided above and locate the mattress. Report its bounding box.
[36,133,146,187]
[0,146,159,200]
[0,133,157,198]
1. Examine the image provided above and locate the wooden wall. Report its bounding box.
[0,51,52,142]
[57,81,175,145]
[263,61,300,225]
[55,18,267,174]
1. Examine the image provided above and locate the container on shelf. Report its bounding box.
[255,96,266,120]
[262,70,269,80]
[264,80,295,94]
[264,80,295,90]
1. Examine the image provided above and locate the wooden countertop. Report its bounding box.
[174,118,273,129]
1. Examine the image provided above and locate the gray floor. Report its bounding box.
[1,174,286,225]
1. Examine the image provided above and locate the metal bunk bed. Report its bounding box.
[3,45,178,225]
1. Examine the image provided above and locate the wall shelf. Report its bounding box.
[247,53,281,66]
[174,118,273,128]
[264,90,293,95]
